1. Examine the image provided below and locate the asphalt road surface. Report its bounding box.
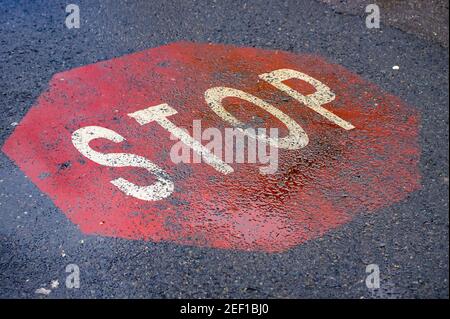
[0,0,448,298]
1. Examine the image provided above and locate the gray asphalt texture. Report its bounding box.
[0,0,448,298]
[321,0,449,48]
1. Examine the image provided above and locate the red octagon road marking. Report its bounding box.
[2,42,421,252]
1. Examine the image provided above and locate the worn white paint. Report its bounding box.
[50,280,59,289]
[35,287,51,295]
[71,126,174,201]
[204,87,309,149]
[128,103,234,174]
[259,68,355,130]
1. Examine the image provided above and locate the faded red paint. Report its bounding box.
[2,42,421,252]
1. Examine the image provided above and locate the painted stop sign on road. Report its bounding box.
[2,42,420,252]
